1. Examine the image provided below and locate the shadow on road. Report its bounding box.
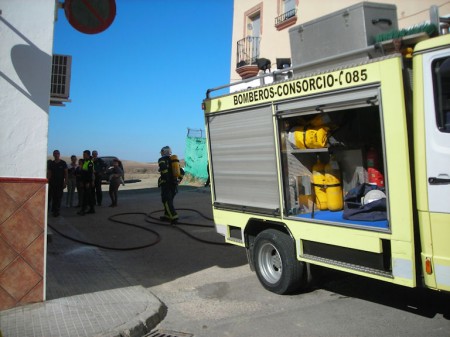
[310,266,450,320]
[46,186,248,300]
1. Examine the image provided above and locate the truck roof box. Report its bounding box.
[289,2,398,72]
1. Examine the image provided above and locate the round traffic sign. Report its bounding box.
[64,0,116,34]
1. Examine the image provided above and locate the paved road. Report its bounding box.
[49,184,450,337]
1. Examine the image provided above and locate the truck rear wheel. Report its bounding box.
[253,229,307,294]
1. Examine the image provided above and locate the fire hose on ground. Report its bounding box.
[47,208,230,251]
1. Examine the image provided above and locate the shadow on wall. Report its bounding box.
[0,16,52,113]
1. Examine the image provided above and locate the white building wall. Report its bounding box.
[0,0,55,178]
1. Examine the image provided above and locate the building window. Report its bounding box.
[244,3,263,37]
[237,4,262,68]
[283,0,295,13]
[236,3,264,79]
[275,0,297,30]
[248,12,261,63]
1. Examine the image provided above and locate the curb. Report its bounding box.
[94,286,167,337]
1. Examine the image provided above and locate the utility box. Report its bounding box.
[289,2,398,67]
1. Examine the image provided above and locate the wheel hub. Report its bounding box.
[258,242,282,284]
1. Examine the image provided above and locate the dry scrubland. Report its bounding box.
[121,160,160,181]
[114,159,205,187]
[120,160,160,189]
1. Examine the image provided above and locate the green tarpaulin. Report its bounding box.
[184,129,208,181]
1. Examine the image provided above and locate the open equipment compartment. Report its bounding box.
[277,86,390,231]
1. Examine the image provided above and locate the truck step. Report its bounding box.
[302,253,393,279]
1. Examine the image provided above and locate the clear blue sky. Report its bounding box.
[49,0,233,163]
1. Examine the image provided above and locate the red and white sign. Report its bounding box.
[64,0,116,34]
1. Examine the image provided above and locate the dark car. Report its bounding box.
[99,156,125,182]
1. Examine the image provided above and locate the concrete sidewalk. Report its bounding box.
[0,208,166,337]
[0,286,165,337]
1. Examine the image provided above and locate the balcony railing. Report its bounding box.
[236,36,261,68]
[275,9,297,26]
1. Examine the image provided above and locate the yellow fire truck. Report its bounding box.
[202,2,450,294]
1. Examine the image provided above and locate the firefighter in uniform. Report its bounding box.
[158,146,183,223]
[77,150,96,215]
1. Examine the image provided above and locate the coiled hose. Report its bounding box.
[48,208,230,251]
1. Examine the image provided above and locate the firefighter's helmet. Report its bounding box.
[160,146,172,156]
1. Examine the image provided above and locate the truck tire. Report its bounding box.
[253,229,307,294]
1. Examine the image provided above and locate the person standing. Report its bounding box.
[66,155,78,207]
[92,150,106,206]
[78,150,95,215]
[75,158,84,207]
[158,146,183,223]
[47,150,68,217]
[107,158,124,207]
